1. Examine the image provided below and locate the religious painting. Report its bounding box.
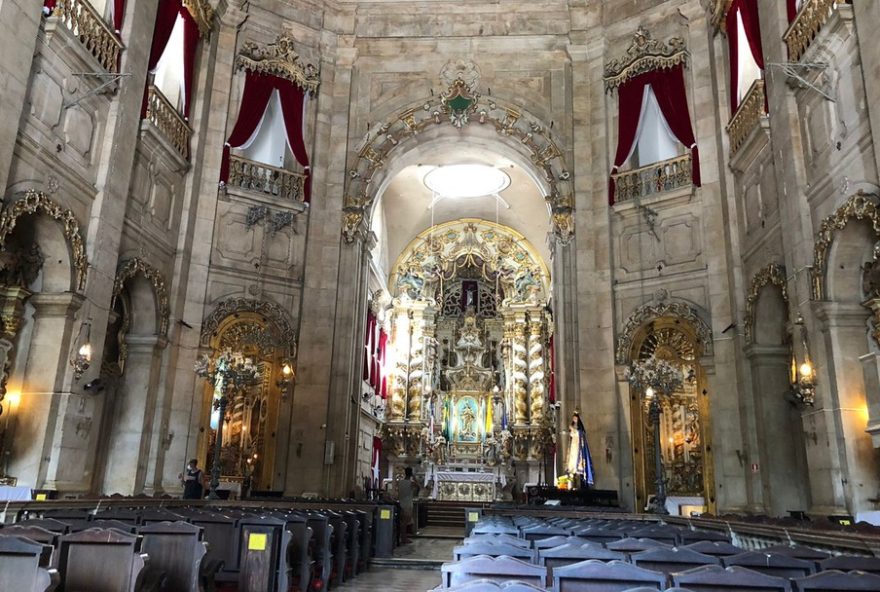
[454,396,480,443]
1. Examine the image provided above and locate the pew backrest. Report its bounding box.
[538,542,626,569]
[818,555,880,575]
[139,520,206,592]
[465,534,533,549]
[58,527,147,592]
[454,542,537,563]
[682,541,744,558]
[0,534,59,592]
[793,569,880,591]
[631,546,720,575]
[672,564,792,592]
[722,551,815,579]
[0,525,59,566]
[442,554,547,588]
[551,559,667,592]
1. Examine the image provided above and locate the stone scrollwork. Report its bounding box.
[344,75,574,243]
[112,257,171,338]
[743,263,788,344]
[604,26,688,91]
[707,0,734,31]
[182,0,214,37]
[237,34,320,95]
[0,189,88,292]
[200,297,297,356]
[811,191,880,301]
[616,293,713,365]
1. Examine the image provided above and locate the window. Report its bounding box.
[152,14,186,113]
[632,86,681,168]
[237,90,293,169]
[735,10,762,106]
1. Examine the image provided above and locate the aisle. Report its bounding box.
[332,567,442,591]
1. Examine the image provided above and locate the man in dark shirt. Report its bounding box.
[179,459,204,499]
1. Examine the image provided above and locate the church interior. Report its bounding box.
[2,0,880,590]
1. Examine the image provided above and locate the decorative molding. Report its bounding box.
[182,0,214,37]
[344,77,574,244]
[200,297,297,357]
[112,257,170,338]
[616,292,713,365]
[237,34,320,95]
[811,191,880,301]
[604,27,688,91]
[0,190,88,292]
[708,0,734,31]
[743,263,788,344]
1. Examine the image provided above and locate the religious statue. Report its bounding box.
[460,403,477,438]
[566,412,595,487]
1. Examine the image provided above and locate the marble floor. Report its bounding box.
[333,567,442,591]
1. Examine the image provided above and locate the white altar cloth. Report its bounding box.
[0,486,32,501]
[431,470,496,499]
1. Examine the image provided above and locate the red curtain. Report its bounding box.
[141,0,201,119]
[221,71,312,202]
[548,335,556,404]
[608,67,701,204]
[787,0,798,22]
[609,74,650,204]
[727,0,765,114]
[364,310,376,382]
[113,0,125,32]
[42,1,57,14]
[378,329,388,399]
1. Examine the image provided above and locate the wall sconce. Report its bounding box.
[277,361,295,392]
[70,321,92,381]
[790,314,816,406]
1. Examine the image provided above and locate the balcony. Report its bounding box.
[227,155,307,203]
[727,79,767,156]
[611,154,692,204]
[46,0,123,73]
[145,85,191,161]
[785,0,851,62]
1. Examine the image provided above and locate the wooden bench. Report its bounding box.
[537,542,626,569]
[0,534,59,592]
[454,542,538,563]
[464,534,534,549]
[631,547,720,575]
[57,528,149,592]
[818,555,880,575]
[303,511,333,591]
[721,551,815,579]
[793,569,880,591]
[0,525,60,566]
[672,564,792,592]
[434,579,549,591]
[139,521,206,592]
[682,541,744,558]
[237,515,293,592]
[551,559,666,592]
[606,538,671,556]
[441,555,547,588]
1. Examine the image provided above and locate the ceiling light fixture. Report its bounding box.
[424,164,511,209]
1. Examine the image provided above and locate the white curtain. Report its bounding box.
[736,10,762,104]
[239,89,290,168]
[632,85,680,168]
[153,14,186,112]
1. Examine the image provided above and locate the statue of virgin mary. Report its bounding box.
[566,412,595,487]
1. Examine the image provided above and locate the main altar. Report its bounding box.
[380,220,558,501]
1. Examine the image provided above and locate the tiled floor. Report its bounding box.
[393,535,459,561]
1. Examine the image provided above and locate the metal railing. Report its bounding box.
[49,0,123,73]
[611,153,693,203]
[726,79,767,156]
[784,0,849,62]
[227,155,306,202]
[145,85,191,161]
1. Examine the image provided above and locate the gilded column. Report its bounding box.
[0,286,31,398]
[527,311,546,425]
[387,306,409,422]
[407,307,426,422]
[420,306,438,422]
[512,314,529,426]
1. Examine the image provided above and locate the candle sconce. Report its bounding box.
[70,321,92,381]
[790,314,816,406]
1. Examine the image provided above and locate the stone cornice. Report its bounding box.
[604,26,688,91]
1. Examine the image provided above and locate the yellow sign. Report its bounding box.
[35,493,47,501]
[248,533,268,551]
[468,512,479,522]
[380,509,391,519]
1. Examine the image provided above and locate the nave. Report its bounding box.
[3,498,880,591]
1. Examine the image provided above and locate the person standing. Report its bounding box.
[566,412,595,487]
[397,466,420,543]
[179,459,205,499]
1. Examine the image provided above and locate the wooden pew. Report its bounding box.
[268,512,312,592]
[721,551,815,579]
[441,555,547,588]
[303,511,333,591]
[0,534,59,592]
[537,542,626,569]
[631,547,720,575]
[672,565,792,592]
[0,525,60,566]
[324,510,347,587]
[185,510,242,584]
[819,555,880,575]
[57,528,149,592]
[342,510,361,579]
[237,515,293,592]
[139,521,206,592]
[551,559,666,592]
[453,542,538,563]
[464,534,534,549]
[356,508,373,572]
[793,569,880,591]
[15,518,70,534]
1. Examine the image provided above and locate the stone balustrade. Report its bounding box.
[49,0,123,73]
[785,0,850,62]
[228,155,307,202]
[727,79,766,156]
[611,153,692,203]
[145,85,192,161]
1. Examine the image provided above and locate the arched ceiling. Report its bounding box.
[371,144,551,282]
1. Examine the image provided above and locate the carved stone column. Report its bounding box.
[527,310,546,425]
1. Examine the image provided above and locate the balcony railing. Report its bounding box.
[727,79,767,156]
[227,155,307,202]
[145,85,191,161]
[784,0,850,62]
[48,0,123,73]
[611,153,692,203]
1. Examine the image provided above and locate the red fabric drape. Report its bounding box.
[113,0,125,31]
[277,82,312,202]
[651,66,701,189]
[727,0,765,114]
[221,72,313,202]
[43,0,56,14]
[787,0,798,22]
[181,9,199,118]
[219,72,276,181]
[609,67,701,204]
[364,310,376,382]
[609,75,651,204]
[141,0,184,117]
[378,329,388,399]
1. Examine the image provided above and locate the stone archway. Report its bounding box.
[342,77,575,244]
[616,293,715,513]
